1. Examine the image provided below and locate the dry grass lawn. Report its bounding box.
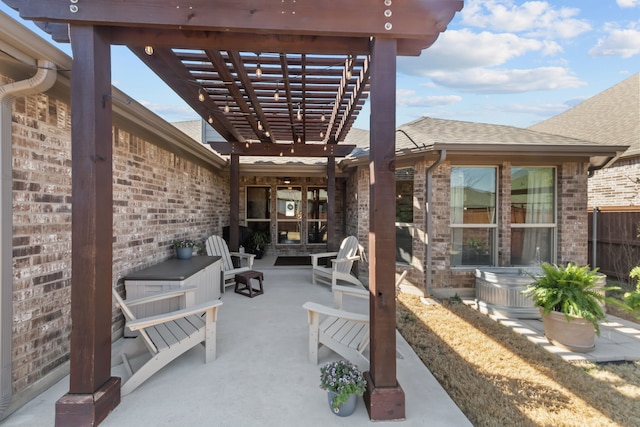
[396,293,640,427]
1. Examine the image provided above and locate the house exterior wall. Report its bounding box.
[9,86,226,399]
[349,158,591,295]
[588,157,640,208]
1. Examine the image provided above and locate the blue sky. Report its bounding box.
[2,0,639,129]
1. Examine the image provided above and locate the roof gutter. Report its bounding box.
[424,149,446,298]
[0,59,57,420]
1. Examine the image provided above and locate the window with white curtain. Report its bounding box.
[510,167,556,266]
[450,167,497,266]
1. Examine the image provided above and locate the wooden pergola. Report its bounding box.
[5,1,462,425]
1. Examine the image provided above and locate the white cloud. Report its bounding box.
[396,90,462,108]
[398,29,561,74]
[426,67,585,94]
[461,0,591,39]
[589,27,640,58]
[617,0,640,8]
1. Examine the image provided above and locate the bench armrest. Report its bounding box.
[127,299,223,331]
[230,252,255,269]
[310,252,338,267]
[302,302,369,324]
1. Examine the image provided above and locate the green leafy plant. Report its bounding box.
[624,266,640,318]
[247,231,270,253]
[465,237,488,255]
[319,360,366,410]
[172,239,203,249]
[523,263,620,335]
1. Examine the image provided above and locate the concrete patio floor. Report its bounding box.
[2,260,471,427]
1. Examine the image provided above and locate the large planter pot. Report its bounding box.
[327,391,357,417]
[541,309,596,353]
[176,247,193,260]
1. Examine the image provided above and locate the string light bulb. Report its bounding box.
[144,46,154,55]
[265,131,270,137]
[245,141,250,148]
[208,115,214,124]
[297,136,301,143]
[346,54,353,79]
[224,96,230,113]
[320,131,324,138]
[274,88,280,101]
[321,113,326,122]
[198,88,206,102]
[257,121,263,131]
[296,104,302,121]
[255,53,262,78]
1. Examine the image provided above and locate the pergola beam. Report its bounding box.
[130,46,244,142]
[17,0,462,41]
[208,142,355,158]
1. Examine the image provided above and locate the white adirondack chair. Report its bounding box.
[302,301,370,371]
[305,270,409,370]
[205,235,256,288]
[310,235,362,288]
[112,287,222,396]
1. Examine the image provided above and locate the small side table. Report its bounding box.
[234,270,264,298]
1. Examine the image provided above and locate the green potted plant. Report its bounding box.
[523,262,619,352]
[247,231,270,259]
[172,239,203,259]
[319,360,366,417]
[624,266,640,319]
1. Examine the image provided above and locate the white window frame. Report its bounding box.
[450,166,498,268]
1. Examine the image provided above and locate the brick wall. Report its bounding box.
[430,163,453,289]
[10,88,226,395]
[11,94,73,393]
[410,160,427,287]
[557,161,589,265]
[428,161,590,293]
[498,162,512,266]
[588,157,640,208]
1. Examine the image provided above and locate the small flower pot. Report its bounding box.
[176,247,193,260]
[327,391,357,417]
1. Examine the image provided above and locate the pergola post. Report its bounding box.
[326,156,336,251]
[55,25,120,426]
[364,37,405,421]
[229,154,240,251]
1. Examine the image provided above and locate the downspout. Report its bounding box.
[424,149,446,297]
[0,60,57,418]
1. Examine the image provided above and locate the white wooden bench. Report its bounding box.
[112,287,222,395]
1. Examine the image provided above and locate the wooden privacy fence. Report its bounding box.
[588,207,640,281]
